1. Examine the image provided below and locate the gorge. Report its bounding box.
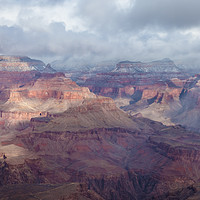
[0,56,200,199]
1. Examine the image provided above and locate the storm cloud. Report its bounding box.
[0,0,200,68]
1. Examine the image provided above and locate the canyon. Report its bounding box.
[74,58,200,130]
[0,56,200,199]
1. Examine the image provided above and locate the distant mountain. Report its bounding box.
[51,58,182,74]
[51,59,117,72]
[0,55,45,71]
[114,58,181,73]
[75,58,187,101]
[0,55,57,73]
[42,63,57,73]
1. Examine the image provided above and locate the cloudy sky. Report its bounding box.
[0,0,200,67]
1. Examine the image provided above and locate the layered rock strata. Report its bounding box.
[0,63,200,199]
[0,55,45,71]
[1,116,200,199]
[0,71,97,125]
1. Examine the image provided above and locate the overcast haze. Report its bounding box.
[0,0,200,68]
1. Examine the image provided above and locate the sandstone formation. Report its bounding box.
[114,58,180,73]
[0,60,200,199]
[0,55,45,71]
[73,59,191,127]
[75,59,200,132]
[0,71,103,126]
[77,59,187,102]
[121,73,200,130]
[167,73,200,131]
[1,115,200,199]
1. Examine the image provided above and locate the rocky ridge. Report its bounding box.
[73,58,192,127]
[114,58,181,73]
[76,58,187,101]
[1,115,200,199]
[0,71,111,127]
[74,58,200,131]
[0,57,200,199]
[0,55,46,71]
[0,183,104,200]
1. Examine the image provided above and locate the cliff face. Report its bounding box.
[167,74,200,131]
[118,73,200,131]
[78,65,186,103]
[114,58,180,73]
[0,71,38,90]
[0,65,200,199]
[8,76,94,101]
[1,117,200,199]
[59,57,200,129]
[0,183,105,200]
[0,55,45,71]
[73,59,195,127]
[0,71,101,125]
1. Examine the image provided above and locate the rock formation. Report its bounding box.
[114,58,181,73]
[0,183,104,200]
[0,58,200,199]
[0,55,45,71]
[76,59,200,132]
[77,59,187,101]
[167,73,200,131]
[1,114,200,199]
[73,58,191,127]
[0,71,100,125]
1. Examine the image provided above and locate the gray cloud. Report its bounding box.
[0,23,116,62]
[0,0,200,68]
[128,0,200,30]
[75,0,200,32]
[0,0,67,7]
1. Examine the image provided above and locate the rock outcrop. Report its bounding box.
[114,58,181,73]
[80,72,186,105]
[0,60,200,199]
[0,55,45,71]
[167,73,200,131]
[0,182,104,200]
[1,116,200,199]
[77,58,187,102]
[72,59,191,126]
[0,71,116,126]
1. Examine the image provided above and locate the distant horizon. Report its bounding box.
[1,54,200,72]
